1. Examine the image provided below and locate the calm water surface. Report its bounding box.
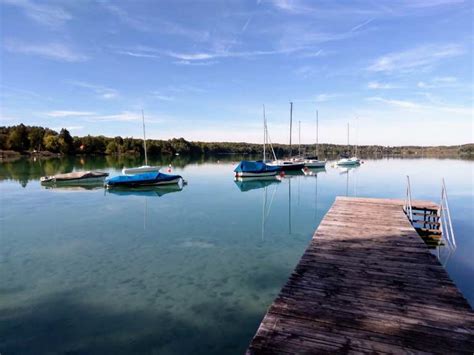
[0,156,473,354]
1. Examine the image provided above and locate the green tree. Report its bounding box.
[43,134,60,153]
[7,124,29,151]
[58,128,74,154]
[28,127,45,151]
[106,141,118,155]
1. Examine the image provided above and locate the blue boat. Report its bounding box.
[234,161,280,178]
[105,171,183,188]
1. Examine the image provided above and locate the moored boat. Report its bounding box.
[234,161,280,177]
[122,110,160,175]
[105,171,183,188]
[337,156,360,166]
[40,171,109,184]
[303,157,326,168]
[266,160,305,171]
[267,102,307,171]
[304,109,326,168]
[337,121,360,166]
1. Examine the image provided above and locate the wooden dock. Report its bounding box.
[247,197,474,354]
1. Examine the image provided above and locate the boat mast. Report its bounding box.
[355,117,358,157]
[298,120,301,156]
[316,109,319,157]
[142,109,148,166]
[263,104,266,162]
[347,122,350,156]
[289,101,293,157]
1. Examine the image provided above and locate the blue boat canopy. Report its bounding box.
[106,172,182,187]
[234,161,280,173]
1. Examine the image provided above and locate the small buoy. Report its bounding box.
[279,171,285,177]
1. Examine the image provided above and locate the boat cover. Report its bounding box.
[234,161,280,173]
[106,172,182,187]
[41,170,108,182]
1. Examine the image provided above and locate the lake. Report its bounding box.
[0,156,473,354]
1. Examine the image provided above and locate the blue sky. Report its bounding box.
[0,0,472,145]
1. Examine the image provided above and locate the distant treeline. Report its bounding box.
[1,124,473,158]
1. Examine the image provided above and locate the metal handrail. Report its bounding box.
[404,176,413,223]
[439,178,456,249]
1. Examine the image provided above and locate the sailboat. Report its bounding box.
[337,121,360,166]
[234,105,280,178]
[267,102,305,171]
[304,109,326,168]
[122,110,160,175]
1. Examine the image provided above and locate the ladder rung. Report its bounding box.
[412,211,439,218]
[418,227,442,235]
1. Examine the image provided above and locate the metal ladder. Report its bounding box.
[404,176,456,249]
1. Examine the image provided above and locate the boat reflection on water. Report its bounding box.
[105,184,184,198]
[105,185,185,232]
[41,181,105,191]
[302,166,326,176]
[234,176,281,241]
[337,165,360,197]
[233,175,281,192]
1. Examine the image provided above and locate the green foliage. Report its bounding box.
[43,134,60,153]
[28,127,45,151]
[58,129,74,154]
[0,124,472,158]
[7,124,29,151]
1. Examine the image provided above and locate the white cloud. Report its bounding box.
[368,44,464,73]
[418,76,459,88]
[174,60,218,66]
[91,112,140,122]
[115,50,159,59]
[350,18,374,32]
[102,3,151,32]
[2,0,72,27]
[52,125,83,132]
[4,39,88,62]
[404,0,465,8]
[46,111,96,117]
[367,96,473,115]
[315,94,339,102]
[103,3,209,41]
[67,81,119,100]
[151,92,175,101]
[367,97,421,109]
[368,81,399,89]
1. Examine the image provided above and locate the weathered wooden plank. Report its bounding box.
[248,196,473,354]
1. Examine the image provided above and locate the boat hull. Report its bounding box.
[337,158,360,166]
[40,171,109,184]
[267,161,305,171]
[235,171,278,178]
[42,177,107,184]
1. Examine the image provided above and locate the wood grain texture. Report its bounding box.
[247,196,474,354]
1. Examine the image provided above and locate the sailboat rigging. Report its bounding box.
[304,109,326,168]
[122,110,161,174]
[337,120,360,166]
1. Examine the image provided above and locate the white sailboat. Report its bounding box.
[234,105,280,178]
[337,121,360,166]
[122,110,160,175]
[267,102,305,171]
[304,109,326,168]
